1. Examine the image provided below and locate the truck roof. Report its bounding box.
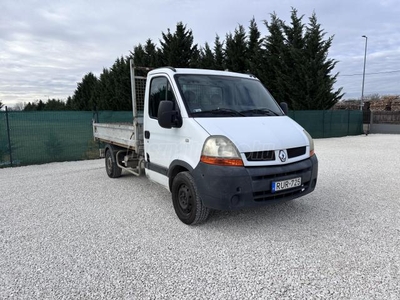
[148,67,258,80]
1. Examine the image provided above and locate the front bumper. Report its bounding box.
[191,155,318,210]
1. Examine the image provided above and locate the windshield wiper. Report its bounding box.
[192,108,245,117]
[240,108,280,116]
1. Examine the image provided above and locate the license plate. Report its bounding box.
[271,177,302,193]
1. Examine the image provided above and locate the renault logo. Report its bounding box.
[278,150,287,162]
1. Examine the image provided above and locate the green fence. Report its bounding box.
[0,109,362,167]
[0,110,132,167]
[288,110,363,138]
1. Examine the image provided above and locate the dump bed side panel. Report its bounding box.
[93,122,143,150]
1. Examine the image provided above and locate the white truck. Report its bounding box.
[93,60,318,225]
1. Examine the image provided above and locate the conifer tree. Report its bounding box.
[262,13,287,104]
[280,9,307,109]
[131,39,161,68]
[213,35,225,70]
[71,72,98,110]
[224,25,248,72]
[24,102,35,111]
[37,100,46,111]
[43,99,67,110]
[199,42,215,69]
[301,13,343,109]
[66,96,73,110]
[160,22,198,67]
[132,44,146,67]
[144,39,161,67]
[247,18,264,78]
[96,68,114,110]
[110,57,132,111]
[262,9,343,109]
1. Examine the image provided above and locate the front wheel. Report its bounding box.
[105,149,122,178]
[171,172,210,225]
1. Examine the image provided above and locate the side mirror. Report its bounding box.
[158,100,182,128]
[280,102,289,115]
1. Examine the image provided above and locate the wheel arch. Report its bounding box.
[168,160,194,191]
[104,143,125,163]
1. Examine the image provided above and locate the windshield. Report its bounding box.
[175,74,283,117]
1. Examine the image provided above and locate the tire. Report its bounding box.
[171,171,210,225]
[105,149,122,178]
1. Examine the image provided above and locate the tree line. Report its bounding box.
[21,99,71,111]
[25,8,343,111]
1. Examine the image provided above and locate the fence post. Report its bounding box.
[92,109,102,151]
[370,111,374,133]
[347,109,350,136]
[5,106,13,167]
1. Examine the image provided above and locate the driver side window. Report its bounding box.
[149,77,176,119]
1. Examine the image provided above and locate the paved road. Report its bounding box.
[1,134,399,299]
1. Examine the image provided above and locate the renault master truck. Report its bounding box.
[93,60,318,225]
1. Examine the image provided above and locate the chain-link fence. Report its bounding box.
[288,110,362,138]
[0,110,132,167]
[0,109,362,167]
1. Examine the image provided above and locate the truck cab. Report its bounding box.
[94,63,318,225]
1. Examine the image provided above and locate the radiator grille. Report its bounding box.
[287,146,306,158]
[245,151,275,161]
[245,146,306,162]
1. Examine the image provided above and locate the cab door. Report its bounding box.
[144,74,181,187]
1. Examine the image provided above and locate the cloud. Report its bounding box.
[1,0,399,107]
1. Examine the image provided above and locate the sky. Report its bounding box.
[1,0,400,108]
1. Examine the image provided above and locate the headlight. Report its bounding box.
[303,130,315,156]
[201,136,243,166]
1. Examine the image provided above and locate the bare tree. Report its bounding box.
[13,102,25,111]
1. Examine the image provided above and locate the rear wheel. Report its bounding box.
[171,172,210,225]
[105,149,122,178]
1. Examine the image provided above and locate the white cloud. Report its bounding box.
[1,0,399,107]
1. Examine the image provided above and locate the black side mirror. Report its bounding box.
[280,102,289,115]
[158,100,182,128]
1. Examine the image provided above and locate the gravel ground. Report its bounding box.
[1,134,399,299]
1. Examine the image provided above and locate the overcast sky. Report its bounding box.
[1,0,400,108]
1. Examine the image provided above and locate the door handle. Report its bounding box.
[144,130,150,139]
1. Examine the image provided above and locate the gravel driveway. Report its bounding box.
[1,134,399,299]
